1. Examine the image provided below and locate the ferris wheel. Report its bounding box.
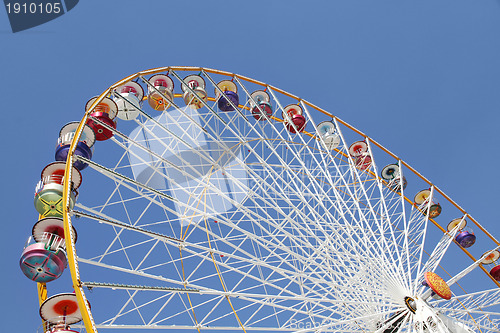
[21,67,500,333]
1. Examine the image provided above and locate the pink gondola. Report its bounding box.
[19,217,76,283]
[283,104,306,133]
[250,90,273,121]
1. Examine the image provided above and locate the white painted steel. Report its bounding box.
[67,68,500,333]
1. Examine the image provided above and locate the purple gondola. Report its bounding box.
[216,80,239,112]
[455,228,476,248]
[55,122,95,170]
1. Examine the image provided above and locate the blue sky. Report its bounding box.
[1,1,500,332]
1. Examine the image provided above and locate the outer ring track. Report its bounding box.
[56,66,499,333]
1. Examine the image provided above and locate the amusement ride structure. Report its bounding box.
[20,66,500,333]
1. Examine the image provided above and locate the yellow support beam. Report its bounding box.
[62,92,109,333]
[37,282,47,305]
[37,282,48,331]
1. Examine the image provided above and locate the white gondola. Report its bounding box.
[39,293,88,333]
[114,81,144,120]
[381,163,407,191]
[182,74,207,109]
[316,121,340,150]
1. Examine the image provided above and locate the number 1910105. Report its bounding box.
[5,2,62,14]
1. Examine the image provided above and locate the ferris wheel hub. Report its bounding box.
[404,296,417,313]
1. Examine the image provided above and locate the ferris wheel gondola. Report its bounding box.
[215,80,239,112]
[113,81,144,120]
[20,217,76,283]
[316,121,340,150]
[85,97,118,141]
[147,74,174,111]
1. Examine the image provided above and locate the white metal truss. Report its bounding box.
[63,67,500,333]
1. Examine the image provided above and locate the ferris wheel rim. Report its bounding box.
[59,66,500,333]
